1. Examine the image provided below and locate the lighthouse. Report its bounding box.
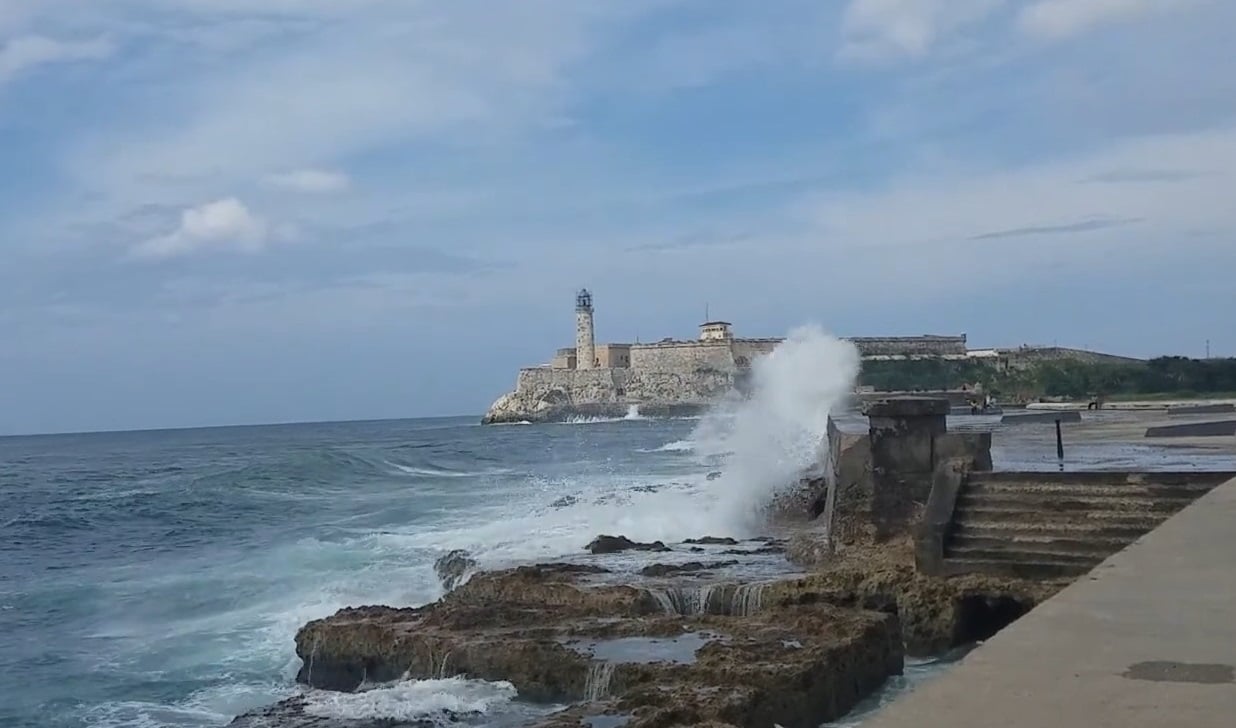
[575,288,596,370]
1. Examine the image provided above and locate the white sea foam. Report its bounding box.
[387,463,512,478]
[302,677,518,720]
[638,439,695,453]
[687,324,859,534]
[376,326,858,558]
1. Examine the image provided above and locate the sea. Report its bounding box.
[0,415,716,727]
[5,327,1233,728]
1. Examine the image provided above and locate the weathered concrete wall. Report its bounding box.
[629,341,737,373]
[730,339,780,368]
[595,344,632,369]
[551,348,576,370]
[812,397,991,549]
[851,335,967,357]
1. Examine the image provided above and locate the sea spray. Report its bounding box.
[691,325,860,535]
[413,326,860,561]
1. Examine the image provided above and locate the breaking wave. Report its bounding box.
[688,325,860,535]
[302,678,518,721]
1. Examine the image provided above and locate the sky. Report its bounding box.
[1,0,1234,434]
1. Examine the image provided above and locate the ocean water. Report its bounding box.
[0,415,743,727]
[0,326,867,728]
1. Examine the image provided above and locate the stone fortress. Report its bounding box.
[482,289,975,424]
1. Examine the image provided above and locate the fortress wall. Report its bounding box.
[731,338,781,367]
[998,346,1142,367]
[596,344,632,369]
[630,341,737,373]
[851,335,967,357]
[508,365,733,408]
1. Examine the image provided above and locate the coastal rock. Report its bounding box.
[297,595,901,727]
[639,560,739,577]
[434,550,478,592]
[586,535,671,555]
[682,537,738,546]
[480,367,732,425]
[759,563,1057,655]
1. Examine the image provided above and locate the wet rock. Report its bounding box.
[639,561,739,577]
[719,546,784,556]
[434,550,478,592]
[682,537,738,546]
[759,564,1057,655]
[585,535,671,555]
[297,597,901,727]
[705,471,722,481]
[552,495,579,508]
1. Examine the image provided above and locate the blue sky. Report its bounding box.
[1,0,1234,434]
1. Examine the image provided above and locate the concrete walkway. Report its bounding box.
[865,476,1236,728]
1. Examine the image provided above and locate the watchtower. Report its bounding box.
[575,289,596,370]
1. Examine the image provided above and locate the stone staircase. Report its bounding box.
[941,471,1234,579]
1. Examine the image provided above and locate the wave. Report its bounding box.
[562,405,649,425]
[302,677,518,721]
[637,439,695,453]
[386,462,512,479]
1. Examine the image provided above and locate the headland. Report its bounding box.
[482,289,1150,424]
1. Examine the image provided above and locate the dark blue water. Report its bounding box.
[0,416,715,727]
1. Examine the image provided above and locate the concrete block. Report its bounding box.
[864,397,952,418]
[1144,420,1236,438]
[1002,410,1082,425]
[1167,403,1236,416]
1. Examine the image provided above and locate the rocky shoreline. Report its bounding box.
[230,397,1065,727]
[230,530,1060,728]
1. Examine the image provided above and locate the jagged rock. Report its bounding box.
[297,596,901,727]
[719,546,784,556]
[759,563,1057,655]
[585,535,671,555]
[434,550,478,592]
[706,471,722,481]
[682,537,738,546]
[639,560,739,577]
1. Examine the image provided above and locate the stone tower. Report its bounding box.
[575,288,596,370]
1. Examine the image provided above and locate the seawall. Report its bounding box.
[864,474,1236,728]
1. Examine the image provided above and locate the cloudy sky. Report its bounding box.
[1,0,1233,434]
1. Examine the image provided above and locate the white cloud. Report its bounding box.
[1018,0,1173,40]
[264,168,351,194]
[132,198,277,259]
[838,0,1003,62]
[0,34,112,84]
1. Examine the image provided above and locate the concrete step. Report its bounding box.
[946,546,1104,566]
[946,533,1137,556]
[941,557,1092,580]
[952,521,1159,540]
[953,507,1165,528]
[956,493,1185,513]
[965,480,1214,500]
[969,472,1232,487]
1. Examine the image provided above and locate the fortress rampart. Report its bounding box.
[481,289,1135,423]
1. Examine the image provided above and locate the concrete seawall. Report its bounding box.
[864,475,1236,728]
